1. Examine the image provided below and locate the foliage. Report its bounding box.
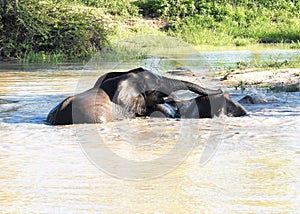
[0,0,109,60]
[137,0,300,46]
[135,0,197,19]
[137,0,300,20]
[76,0,140,16]
[1,0,300,61]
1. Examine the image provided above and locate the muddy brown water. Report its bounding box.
[0,51,299,213]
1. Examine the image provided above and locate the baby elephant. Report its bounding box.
[166,93,247,119]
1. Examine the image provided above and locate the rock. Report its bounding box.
[167,68,195,77]
[238,94,268,104]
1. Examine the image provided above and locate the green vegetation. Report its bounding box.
[233,80,246,92]
[146,0,300,46]
[0,0,109,61]
[235,53,300,70]
[1,0,299,62]
[78,0,139,16]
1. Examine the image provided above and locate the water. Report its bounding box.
[152,49,300,71]
[198,49,300,68]
[0,51,299,213]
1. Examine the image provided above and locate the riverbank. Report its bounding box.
[218,68,300,92]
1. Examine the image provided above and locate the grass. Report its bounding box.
[108,17,165,44]
[23,52,66,64]
[22,52,96,64]
[166,14,300,47]
[194,43,300,52]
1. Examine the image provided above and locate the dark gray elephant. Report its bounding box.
[165,93,247,118]
[47,67,223,125]
[93,67,222,116]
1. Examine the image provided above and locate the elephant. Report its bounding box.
[46,88,123,125]
[165,93,247,118]
[47,67,223,125]
[93,67,222,116]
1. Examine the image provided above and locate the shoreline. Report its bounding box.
[1,54,299,91]
[218,68,300,92]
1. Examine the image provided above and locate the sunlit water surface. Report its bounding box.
[0,55,299,213]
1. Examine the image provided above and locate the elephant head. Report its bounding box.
[94,67,223,116]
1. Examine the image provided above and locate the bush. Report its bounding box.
[136,0,197,19]
[79,0,139,17]
[1,0,300,60]
[157,0,300,46]
[0,0,109,60]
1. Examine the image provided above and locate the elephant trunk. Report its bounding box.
[162,77,223,96]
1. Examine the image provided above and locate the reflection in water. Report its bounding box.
[0,58,299,212]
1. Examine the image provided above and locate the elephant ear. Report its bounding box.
[129,94,146,115]
[117,91,146,115]
[115,82,147,115]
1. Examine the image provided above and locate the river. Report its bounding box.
[0,49,299,213]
